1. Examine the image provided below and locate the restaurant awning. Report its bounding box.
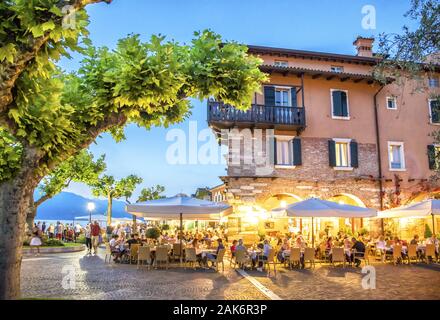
[125,194,233,221]
[378,199,440,219]
[277,198,377,218]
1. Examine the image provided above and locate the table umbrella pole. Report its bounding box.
[180,212,183,265]
[312,217,315,248]
[432,213,436,236]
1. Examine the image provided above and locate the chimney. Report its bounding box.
[353,36,374,58]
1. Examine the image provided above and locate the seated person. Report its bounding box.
[277,238,290,263]
[351,237,366,267]
[126,233,140,248]
[204,239,225,267]
[236,239,247,251]
[255,240,272,272]
[230,240,238,258]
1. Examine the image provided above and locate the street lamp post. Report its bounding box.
[87,202,95,223]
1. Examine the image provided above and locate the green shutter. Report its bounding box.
[328,140,336,167]
[341,91,348,117]
[272,137,277,165]
[332,90,348,117]
[350,140,359,168]
[428,145,436,170]
[290,88,297,107]
[264,86,275,107]
[431,100,440,123]
[292,138,302,165]
[332,91,342,116]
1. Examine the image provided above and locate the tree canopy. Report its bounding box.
[137,185,165,203]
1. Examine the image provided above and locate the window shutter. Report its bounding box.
[431,100,440,123]
[328,140,336,167]
[264,86,275,107]
[290,88,297,107]
[341,91,348,117]
[332,91,342,116]
[272,137,277,165]
[350,140,359,168]
[292,138,302,165]
[428,145,436,170]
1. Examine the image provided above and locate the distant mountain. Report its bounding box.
[35,191,132,220]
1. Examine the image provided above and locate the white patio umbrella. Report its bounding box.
[378,199,440,235]
[275,198,377,247]
[126,194,232,261]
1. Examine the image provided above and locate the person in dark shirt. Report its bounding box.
[351,237,366,267]
[126,234,140,248]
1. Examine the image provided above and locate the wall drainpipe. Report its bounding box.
[374,85,385,233]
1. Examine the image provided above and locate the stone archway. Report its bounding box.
[261,193,303,211]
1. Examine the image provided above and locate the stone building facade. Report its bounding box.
[208,37,440,237]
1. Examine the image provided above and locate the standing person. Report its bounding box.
[30,224,42,256]
[84,223,92,255]
[91,220,101,255]
[47,224,55,239]
[106,224,114,243]
[41,222,46,234]
[74,223,82,242]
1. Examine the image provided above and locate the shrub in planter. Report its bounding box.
[161,224,170,231]
[45,239,65,247]
[145,227,161,239]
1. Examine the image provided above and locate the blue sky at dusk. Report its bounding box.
[60,0,415,200]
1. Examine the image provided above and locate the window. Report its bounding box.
[275,137,293,166]
[388,142,405,171]
[329,138,358,170]
[274,136,302,167]
[334,139,350,167]
[428,145,440,170]
[331,65,344,73]
[274,60,288,67]
[331,89,349,119]
[429,99,440,124]
[429,77,439,88]
[275,87,290,107]
[386,97,397,110]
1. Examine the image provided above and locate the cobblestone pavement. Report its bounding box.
[21,250,267,300]
[21,250,440,300]
[247,261,440,300]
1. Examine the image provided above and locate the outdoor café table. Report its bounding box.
[247,249,262,260]
[281,248,305,259]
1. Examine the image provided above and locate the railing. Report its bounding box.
[208,101,306,127]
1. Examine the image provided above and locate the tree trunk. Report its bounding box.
[0,146,41,299]
[25,196,37,235]
[107,194,113,226]
[0,173,38,299]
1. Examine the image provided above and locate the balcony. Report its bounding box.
[207,101,306,132]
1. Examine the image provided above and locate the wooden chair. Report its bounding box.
[406,244,418,264]
[172,243,183,262]
[288,248,301,269]
[129,244,140,264]
[104,243,112,264]
[353,245,370,267]
[207,249,226,272]
[260,249,276,277]
[319,243,329,264]
[232,249,251,270]
[392,245,402,265]
[303,247,316,269]
[184,247,198,269]
[155,246,169,269]
[331,248,345,268]
[425,244,436,264]
[137,246,151,270]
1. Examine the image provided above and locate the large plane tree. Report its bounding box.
[0,1,267,299]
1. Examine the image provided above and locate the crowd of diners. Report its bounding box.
[103,222,440,271]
